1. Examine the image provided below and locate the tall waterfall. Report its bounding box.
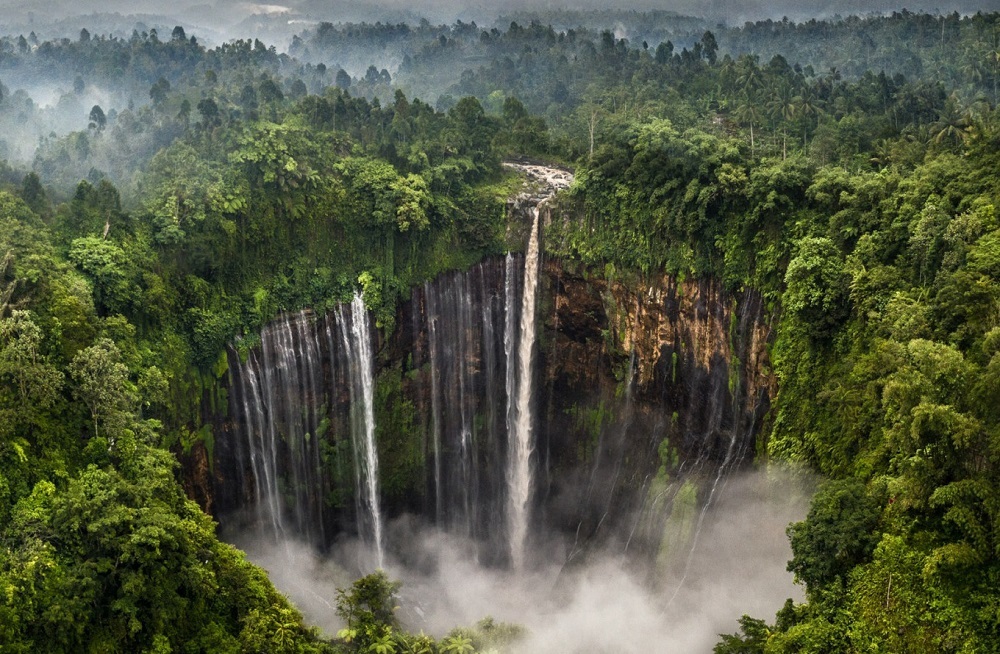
[227,311,327,545]
[415,232,541,570]
[416,258,515,563]
[506,207,542,570]
[338,292,385,569]
[226,299,384,568]
[211,165,785,580]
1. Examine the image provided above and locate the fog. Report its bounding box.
[231,467,811,652]
[0,0,996,45]
[0,0,993,162]
[0,77,125,163]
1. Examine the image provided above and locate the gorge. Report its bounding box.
[200,164,804,647]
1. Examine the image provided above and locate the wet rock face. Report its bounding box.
[537,264,774,556]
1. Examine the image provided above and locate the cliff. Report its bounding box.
[194,166,776,570]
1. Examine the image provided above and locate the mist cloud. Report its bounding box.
[231,467,811,652]
[0,0,994,44]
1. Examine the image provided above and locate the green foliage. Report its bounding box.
[714,615,771,654]
[374,367,424,504]
[786,479,883,594]
[331,572,524,654]
[68,337,137,444]
[68,237,138,315]
[0,445,331,653]
[0,186,334,652]
[4,11,1000,653]
[335,571,401,652]
[782,236,850,340]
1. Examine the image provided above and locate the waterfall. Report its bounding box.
[425,280,444,527]
[227,311,326,545]
[506,206,542,570]
[338,292,385,569]
[424,273,481,536]
[233,349,283,537]
[218,165,780,581]
[218,256,772,586]
[416,259,513,563]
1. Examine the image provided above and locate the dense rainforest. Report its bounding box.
[1,7,999,653]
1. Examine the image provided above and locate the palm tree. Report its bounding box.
[440,634,475,654]
[736,55,763,97]
[734,92,765,157]
[870,138,895,169]
[932,94,972,146]
[988,46,1000,105]
[793,85,824,147]
[768,81,797,159]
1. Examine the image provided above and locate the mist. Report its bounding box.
[1,0,996,47]
[230,467,811,652]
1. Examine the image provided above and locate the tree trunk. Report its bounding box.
[588,110,598,159]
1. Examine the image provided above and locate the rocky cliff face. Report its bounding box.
[197,167,775,569]
[535,262,773,561]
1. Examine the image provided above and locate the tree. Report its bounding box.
[655,40,674,64]
[783,236,850,340]
[734,93,764,157]
[258,78,284,104]
[792,86,824,146]
[171,25,186,41]
[335,571,401,651]
[714,615,770,653]
[20,173,48,217]
[1,443,331,652]
[149,78,170,106]
[0,311,63,439]
[68,337,135,442]
[701,30,719,65]
[177,98,191,126]
[88,105,106,132]
[787,479,883,594]
[289,78,307,99]
[440,633,475,654]
[239,84,259,111]
[197,98,221,129]
[336,68,352,90]
[768,81,797,158]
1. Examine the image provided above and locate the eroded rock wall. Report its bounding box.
[533,261,774,559]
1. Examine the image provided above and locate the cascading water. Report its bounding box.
[506,206,542,570]
[208,163,799,649]
[424,274,478,534]
[414,258,515,564]
[217,164,776,586]
[338,292,385,569]
[224,300,384,567]
[226,310,328,545]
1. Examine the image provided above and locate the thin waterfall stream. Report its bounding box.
[338,292,385,569]
[506,205,541,571]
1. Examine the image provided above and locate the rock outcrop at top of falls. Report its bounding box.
[190,163,775,571]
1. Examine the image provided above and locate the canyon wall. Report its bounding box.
[191,169,776,571]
